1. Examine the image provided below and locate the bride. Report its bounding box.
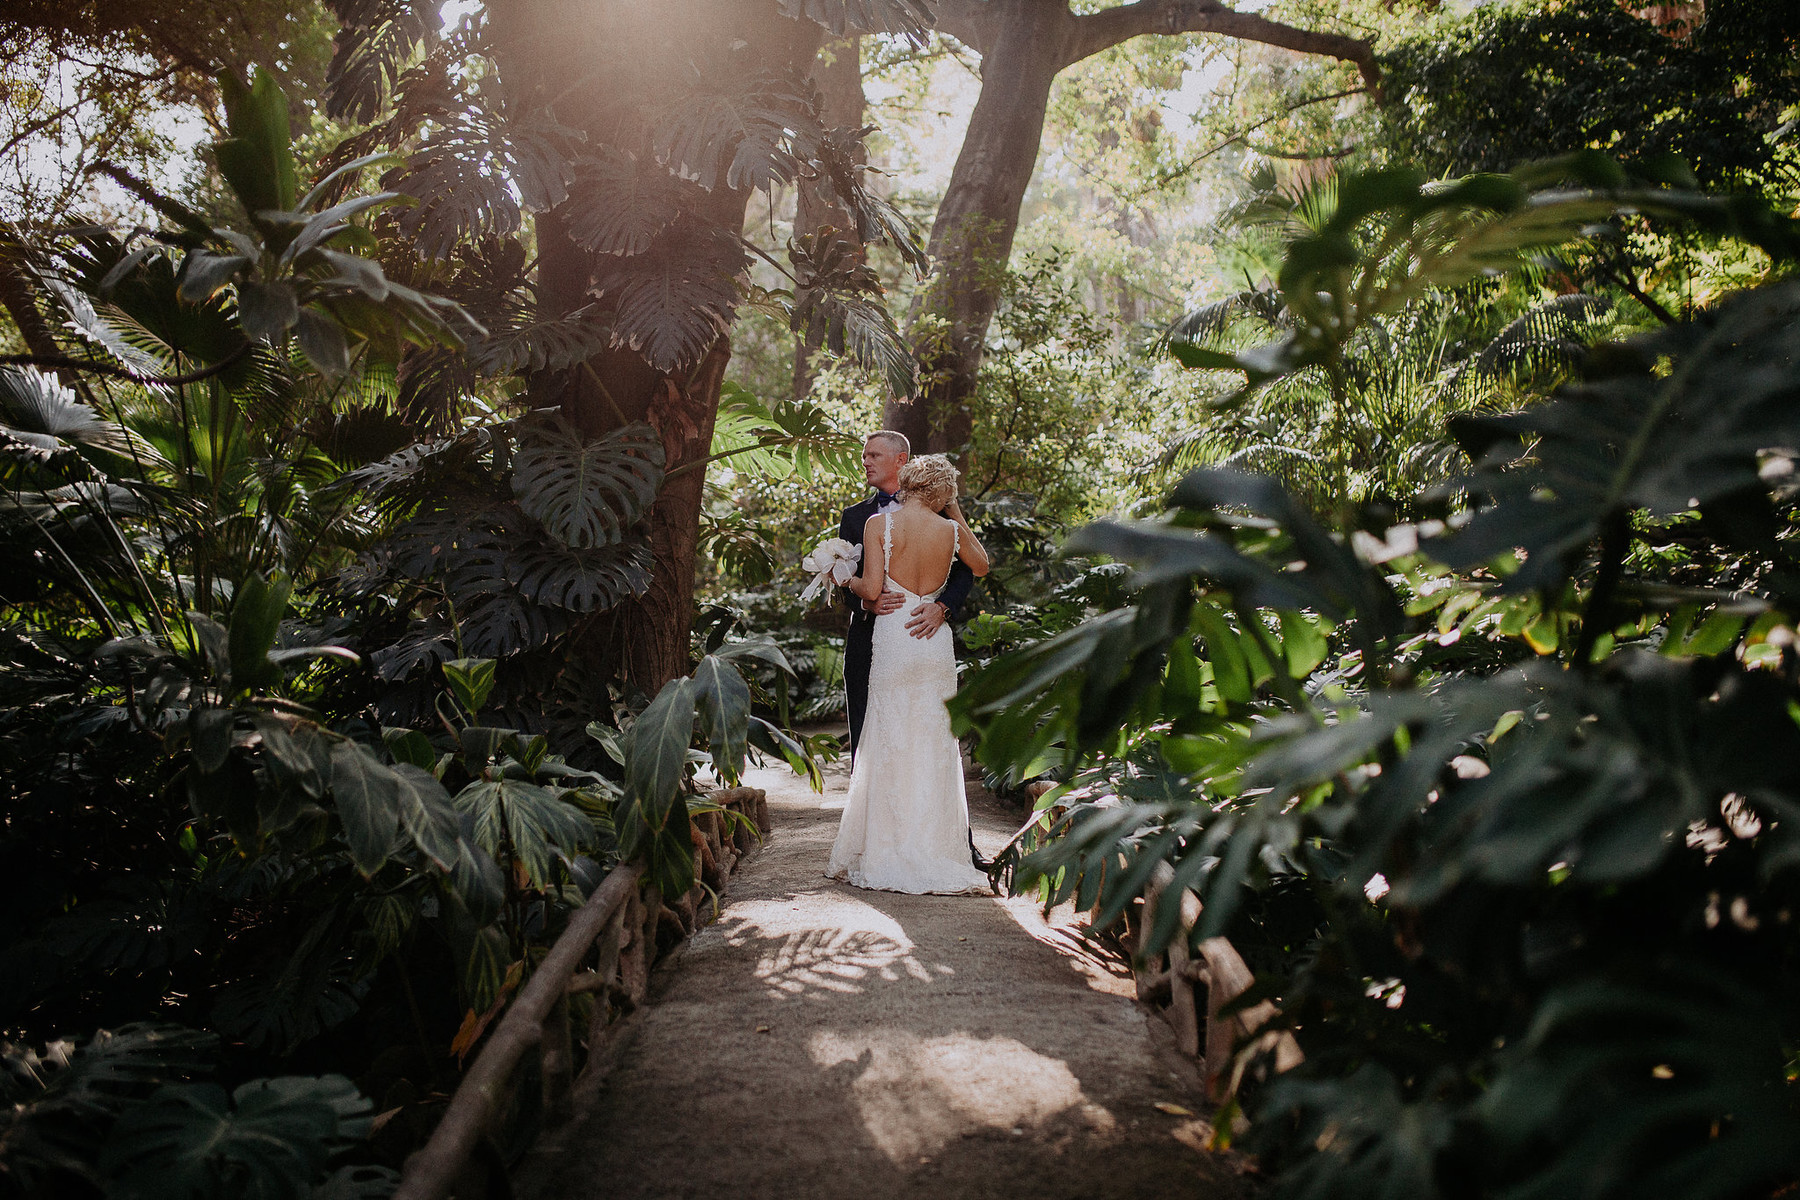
[826,454,993,895]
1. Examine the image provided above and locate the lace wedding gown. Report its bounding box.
[827,515,990,895]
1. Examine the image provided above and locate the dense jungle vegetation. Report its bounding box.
[2,0,1798,1196]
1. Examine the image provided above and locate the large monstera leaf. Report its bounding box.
[510,538,654,612]
[777,0,935,41]
[100,1075,371,1200]
[652,73,820,195]
[392,102,580,260]
[562,149,700,257]
[322,0,437,123]
[457,588,568,658]
[509,416,664,549]
[468,305,614,376]
[590,223,748,372]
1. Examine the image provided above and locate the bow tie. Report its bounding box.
[874,490,896,506]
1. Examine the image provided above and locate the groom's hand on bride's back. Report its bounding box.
[905,600,949,639]
[867,588,905,616]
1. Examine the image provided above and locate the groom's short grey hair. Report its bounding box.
[866,430,910,456]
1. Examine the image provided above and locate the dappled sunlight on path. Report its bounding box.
[723,894,947,997]
[520,751,1250,1200]
[810,1027,1117,1164]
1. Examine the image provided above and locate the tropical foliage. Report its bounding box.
[954,160,1800,1198]
[1,28,837,1192]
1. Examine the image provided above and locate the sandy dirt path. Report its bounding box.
[521,752,1250,1200]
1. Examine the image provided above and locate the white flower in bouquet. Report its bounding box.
[799,537,861,603]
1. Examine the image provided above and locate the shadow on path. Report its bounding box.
[522,754,1251,1200]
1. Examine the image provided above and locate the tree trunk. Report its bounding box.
[0,232,64,363]
[490,0,821,694]
[793,36,866,401]
[884,5,1072,458]
[885,0,1375,466]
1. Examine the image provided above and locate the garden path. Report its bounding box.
[519,750,1253,1200]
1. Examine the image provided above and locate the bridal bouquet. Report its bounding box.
[799,536,861,603]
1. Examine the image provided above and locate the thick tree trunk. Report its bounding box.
[0,233,63,363]
[491,0,821,694]
[886,0,1375,465]
[884,6,1073,457]
[793,36,865,401]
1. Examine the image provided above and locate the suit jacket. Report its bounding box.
[837,493,975,633]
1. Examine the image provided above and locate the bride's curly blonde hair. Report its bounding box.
[898,453,959,511]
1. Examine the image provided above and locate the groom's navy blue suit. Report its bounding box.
[838,490,975,757]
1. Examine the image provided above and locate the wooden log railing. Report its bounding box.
[1134,861,1304,1102]
[394,786,770,1200]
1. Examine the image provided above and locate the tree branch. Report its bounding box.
[1070,0,1376,82]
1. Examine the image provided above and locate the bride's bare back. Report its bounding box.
[875,507,958,595]
[848,494,988,608]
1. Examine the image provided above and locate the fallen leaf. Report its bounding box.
[1153,1101,1197,1117]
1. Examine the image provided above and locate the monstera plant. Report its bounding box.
[955,160,1800,1200]
[0,43,831,1195]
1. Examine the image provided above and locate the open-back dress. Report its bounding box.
[826,513,989,895]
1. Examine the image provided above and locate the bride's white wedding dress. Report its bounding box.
[827,515,990,895]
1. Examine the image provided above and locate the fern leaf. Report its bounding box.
[509,416,665,548]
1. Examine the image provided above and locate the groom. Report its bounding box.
[837,430,974,759]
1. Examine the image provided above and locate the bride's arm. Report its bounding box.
[849,514,887,601]
[945,500,989,576]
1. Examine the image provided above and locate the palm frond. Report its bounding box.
[1473,292,1612,380]
[0,367,167,467]
[1161,286,1288,349]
